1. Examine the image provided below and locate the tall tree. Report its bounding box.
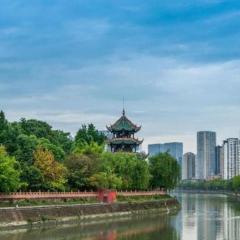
[0,146,21,192]
[100,152,150,190]
[33,148,67,191]
[0,111,7,131]
[233,176,240,192]
[149,153,180,190]
[65,153,100,190]
[37,138,65,162]
[14,134,38,164]
[75,124,106,146]
[89,172,122,190]
[19,119,53,139]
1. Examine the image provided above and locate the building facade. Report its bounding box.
[196,131,216,180]
[223,138,240,180]
[182,152,196,180]
[215,145,224,177]
[148,142,183,165]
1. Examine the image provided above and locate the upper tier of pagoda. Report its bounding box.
[106,109,141,134]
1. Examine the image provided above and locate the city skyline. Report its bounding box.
[1,1,240,153]
[3,108,240,154]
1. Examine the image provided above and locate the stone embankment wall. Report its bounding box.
[0,199,179,228]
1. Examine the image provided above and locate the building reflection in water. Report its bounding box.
[173,193,240,240]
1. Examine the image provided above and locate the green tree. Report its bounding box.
[0,111,7,131]
[18,118,72,160]
[37,138,65,162]
[52,130,72,154]
[149,152,180,190]
[233,176,240,192]
[100,152,150,190]
[75,124,106,146]
[19,118,52,139]
[0,146,21,192]
[20,165,44,191]
[65,153,100,190]
[0,112,21,155]
[73,141,104,156]
[33,148,68,191]
[89,172,122,190]
[14,134,38,164]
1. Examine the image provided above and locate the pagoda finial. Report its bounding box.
[122,96,125,116]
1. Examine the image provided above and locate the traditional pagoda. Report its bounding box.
[106,109,143,152]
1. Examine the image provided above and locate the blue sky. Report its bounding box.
[1,0,240,153]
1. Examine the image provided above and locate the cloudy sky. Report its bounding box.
[1,0,240,153]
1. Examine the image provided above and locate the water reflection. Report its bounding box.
[173,193,240,240]
[1,193,240,240]
[0,215,179,240]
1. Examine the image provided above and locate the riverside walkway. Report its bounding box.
[0,190,166,201]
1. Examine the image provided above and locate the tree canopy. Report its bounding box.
[0,110,181,193]
[149,152,181,190]
[75,124,106,146]
[0,146,21,192]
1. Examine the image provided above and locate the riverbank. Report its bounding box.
[0,198,180,229]
[174,189,240,200]
[0,194,169,208]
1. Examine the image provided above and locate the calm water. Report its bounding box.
[1,193,240,240]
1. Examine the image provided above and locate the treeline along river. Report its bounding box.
[1,193,240,240]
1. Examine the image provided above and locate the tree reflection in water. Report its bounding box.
[0,214,179,240]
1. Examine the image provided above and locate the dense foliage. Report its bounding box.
[149,152,181,190]
[0,110,180,192]
[0,146,21,192]
[178,177,240,192]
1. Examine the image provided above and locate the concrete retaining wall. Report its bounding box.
[0,199,179,228]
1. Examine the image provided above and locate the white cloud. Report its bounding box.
[2,54,240,153]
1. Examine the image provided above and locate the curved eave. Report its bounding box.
[106,125,141,133]
[107,114,141,133]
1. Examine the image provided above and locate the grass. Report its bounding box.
[0,197,98,208]
[117,194,172,203]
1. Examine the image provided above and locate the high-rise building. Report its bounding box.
[215,145,224,177]
[182,152,196,180]
[223,138,240,180]
[196,131,216,179]
[148,142,183,165]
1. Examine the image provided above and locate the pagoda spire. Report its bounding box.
[122,97,125,116]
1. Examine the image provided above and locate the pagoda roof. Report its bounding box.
[108,137,143,145]
[107,110,141,133]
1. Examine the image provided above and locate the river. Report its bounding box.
[1,193,240,240]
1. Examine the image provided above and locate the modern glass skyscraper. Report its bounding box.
[182,152,196,180]
[196,131,216,179]
[148,142,183,165]
[223,138,240,180]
